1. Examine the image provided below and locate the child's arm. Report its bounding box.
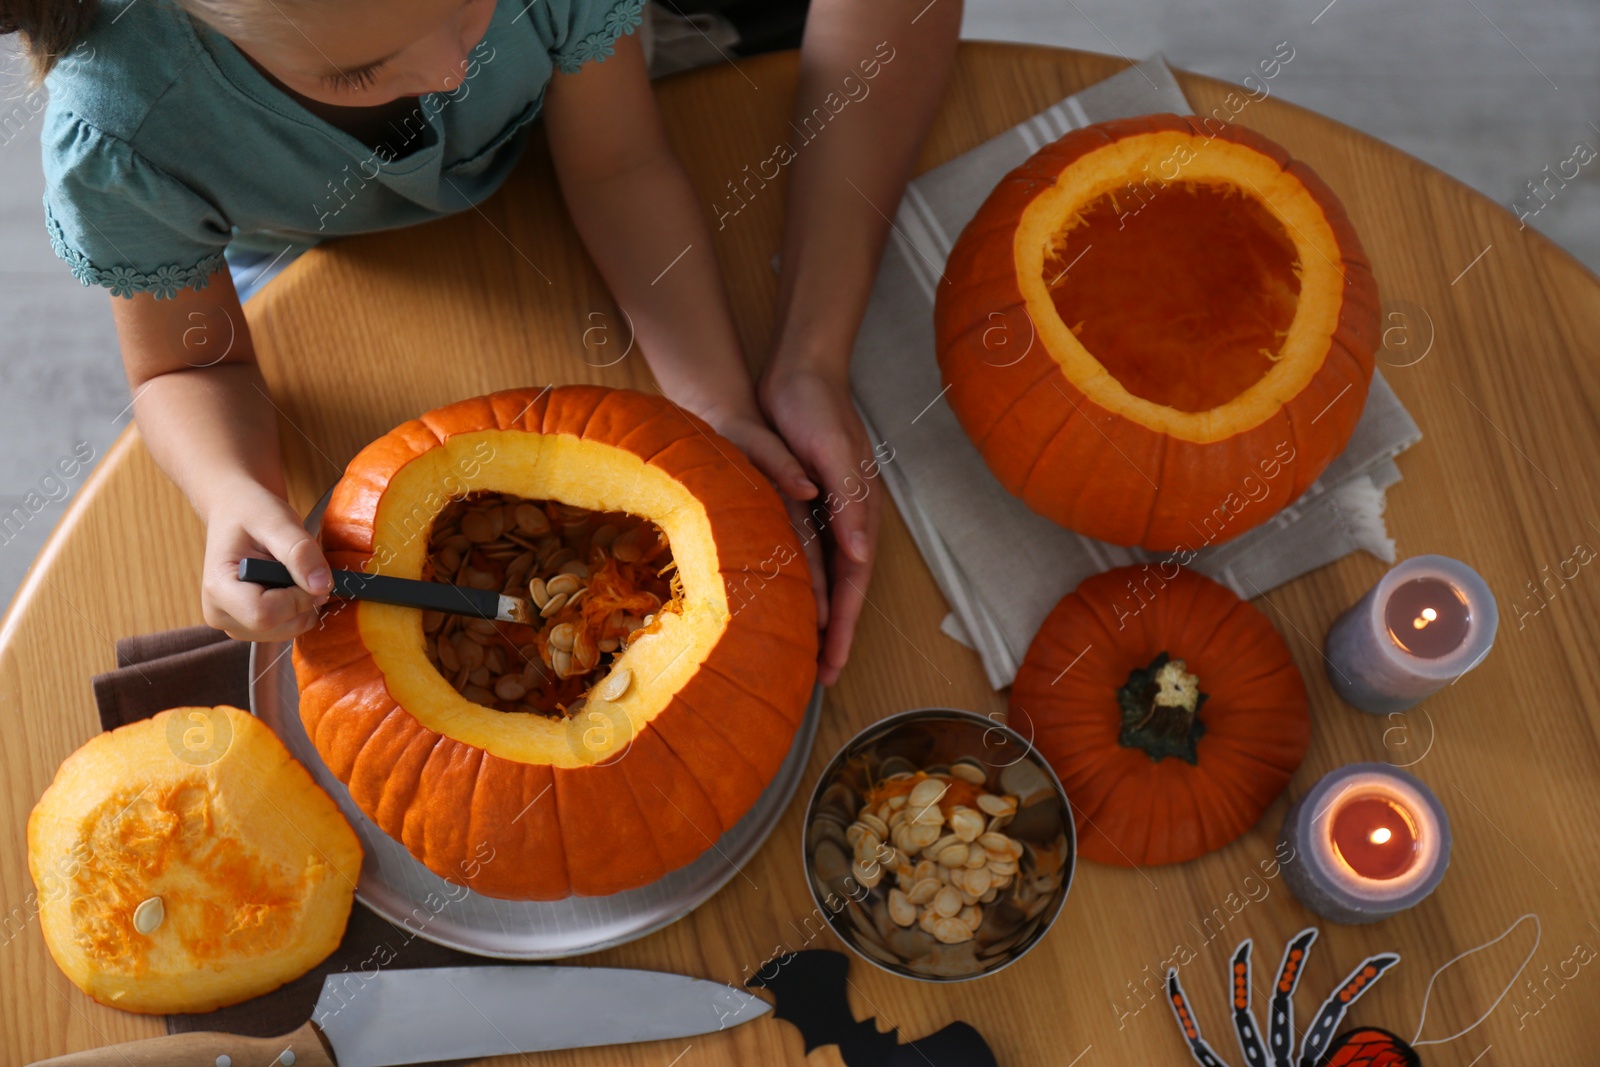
[110,276,333,640]
[541,33,815,504]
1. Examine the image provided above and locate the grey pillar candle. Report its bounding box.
[1279,763,1450,925]
[1324,554,1498,715]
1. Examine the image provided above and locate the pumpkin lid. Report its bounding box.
[26,706,362,1014]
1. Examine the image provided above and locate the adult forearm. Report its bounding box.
[556,149,758,423]
[769,0,961,378]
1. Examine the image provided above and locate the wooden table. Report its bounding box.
[6,42,1600,1067]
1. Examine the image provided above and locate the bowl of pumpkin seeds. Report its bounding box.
[801,708,1074,981]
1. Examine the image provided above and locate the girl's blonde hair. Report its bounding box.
[4,0,297,80]
[2,0,100,78]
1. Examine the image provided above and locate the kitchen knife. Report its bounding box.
[29,965,771,1067]
[239,557,537,624]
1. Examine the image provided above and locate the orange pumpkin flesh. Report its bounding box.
[937,114,1378,549]
[293,387,818,900]
[1010,566,1310,867]
[27,707,361,1013]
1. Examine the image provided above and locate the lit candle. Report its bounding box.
[1323,555,1498,715]
[1278,763,1451,924]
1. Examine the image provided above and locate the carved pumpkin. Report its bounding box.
[1010,566,1309,866]
[935,113,1378,550]
[293,386,818,900]
[27,706,361,1014]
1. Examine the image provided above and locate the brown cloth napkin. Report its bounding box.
[93,626,482,1040]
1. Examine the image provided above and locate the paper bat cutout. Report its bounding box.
[747,949,998,1067]
[1166,928,1418,1067]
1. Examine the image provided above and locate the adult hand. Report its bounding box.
[760,364,883,686]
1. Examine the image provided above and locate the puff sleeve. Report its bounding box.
[41,109,232,299]
[551,0,646,75]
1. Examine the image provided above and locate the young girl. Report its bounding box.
[6,0,960,684]
[7,0,822,626]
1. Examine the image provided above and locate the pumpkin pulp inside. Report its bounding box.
[1043,180,1302,413]
[68,783,301,976]
[421,491,682,719]
[1014,131,1348,444]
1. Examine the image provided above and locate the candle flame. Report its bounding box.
[1412,606,1438,631]
[1369,827,1392,845]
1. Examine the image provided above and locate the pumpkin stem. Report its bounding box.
[1118,652,1208,764]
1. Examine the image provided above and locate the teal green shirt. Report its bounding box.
[42,0,644,299]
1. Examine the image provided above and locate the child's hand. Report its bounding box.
[759,366,882,687]
[200,480,332,642]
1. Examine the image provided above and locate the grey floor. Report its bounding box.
[2,0,1597,615]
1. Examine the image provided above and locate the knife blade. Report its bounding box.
[239,557,537,624]
[27,966,770,1067]
[314,965,770,1066]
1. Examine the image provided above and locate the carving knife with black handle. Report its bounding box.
[29,965,772,1066]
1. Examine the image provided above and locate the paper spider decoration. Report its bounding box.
[1166,928,1420,1067]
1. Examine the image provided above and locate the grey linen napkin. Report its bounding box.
[849,55,1421,689]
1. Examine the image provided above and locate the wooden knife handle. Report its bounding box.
[28,1020,335,1067]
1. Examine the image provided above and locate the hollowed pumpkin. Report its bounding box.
[27,706,361,1013]
[293,386,818,900]
[935,113,1378,550]
[1010,566,1310,866]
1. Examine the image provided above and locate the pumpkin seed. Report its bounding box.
[529,577,550,608]
[514,504,551,536]
[540,593,568,618]
[948,807,984,843]
[937,842,970,868]
[888,889,916,927]
[949,760,988,786]
[550,647,573,678]
[573,630,599,672]
[546,573,582,597]
[851,859,883,890]
[933,886,962,918]
[548,623,577,652]
[132,896,164,935]
[858,812,889,839]
[596,667,632,703]
[904,822,942,852]
[494,677,527,702]
[932,917,972,945]
[977,832,1011,854]
[977,793,1018,817]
